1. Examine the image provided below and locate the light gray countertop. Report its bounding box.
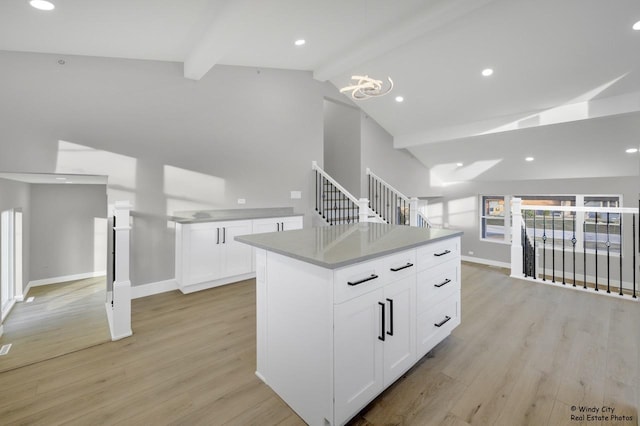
[236,223,463,269]
[173,207,302,224]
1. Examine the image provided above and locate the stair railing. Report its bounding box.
[312,161,362,226]
[366,168,413,225]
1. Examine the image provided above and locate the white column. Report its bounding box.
[358,198,370,223]
[409,197,419,227]
[108,201,132,340]
[510,198,523,278]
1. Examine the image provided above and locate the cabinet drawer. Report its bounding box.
[417,260,460,313]
[417,294,460,358]
[383,249,417,283]
[416,237,460,271]
[334,260,386,304]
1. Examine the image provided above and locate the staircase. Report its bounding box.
[366,168,432,228]
[312,162,384,226]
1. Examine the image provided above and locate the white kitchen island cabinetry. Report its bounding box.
[236,223,462,426]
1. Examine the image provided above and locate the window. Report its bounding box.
[519,195,576,250]
[480,196,507,242]
[584,196,621,254]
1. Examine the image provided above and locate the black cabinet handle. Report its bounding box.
[276,223,280,232]
[281,222,284,230]
[434,250,451,257]
[434,278,451,288]
[347,274,378,286]
[222,227,226,244]
[386,298,394,336]
[390,262,414,272]
[434,316,451,327]
[216,228,220,244]
[378,302,385,341]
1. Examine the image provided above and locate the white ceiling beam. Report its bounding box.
[313,0,497,82]
[183,0,251,81]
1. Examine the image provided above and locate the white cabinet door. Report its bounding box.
[219,220,253,278]
[182,223,222,285]
[334,288,384,425]
[383,275,416,387]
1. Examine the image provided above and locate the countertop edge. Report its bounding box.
[236,229,463,270]
[174,212,303,224]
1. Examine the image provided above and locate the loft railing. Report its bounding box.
[366,168,411,225]
[511,198,638,300]
[416,211,432,228]
[312,161,371,226]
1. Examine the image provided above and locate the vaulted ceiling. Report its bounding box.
[1,0,639,182]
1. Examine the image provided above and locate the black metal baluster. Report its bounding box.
[562,213,565,284]
[542,212,547,281]
[315,170,318,213]
[522,226,526,276]
[595,214,599,291]
[633,213,637,298]
[572,215,576,287]
[533,212,537,279]
[583,221,587,289]
[619,215,623,296]
[606,212,611,293]
[552,213,555,283]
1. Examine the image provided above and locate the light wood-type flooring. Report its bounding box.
[0,263,637,425]
[0,276,110,373]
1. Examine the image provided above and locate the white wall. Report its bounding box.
[29,184,107,282]
[360,113,431,198]
[0,51,345,286]
[323,99,362,196]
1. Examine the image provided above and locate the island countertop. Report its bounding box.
[235,223,462,269]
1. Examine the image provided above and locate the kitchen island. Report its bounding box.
[236,223,463,426]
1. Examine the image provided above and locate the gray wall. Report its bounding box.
[0,178,31,292]
[29,184,107,282]
[426,175,639,266]
[0,50,347,286]
[360,113,431,198]
[323,99,362,196]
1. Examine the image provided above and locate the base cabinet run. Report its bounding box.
[175,216,302,294]
[255,236,461,426]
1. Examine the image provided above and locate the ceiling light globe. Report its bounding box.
[30,0,55,10]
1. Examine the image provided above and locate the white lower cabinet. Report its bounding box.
[334,274,416,424]
[175,215,302,293]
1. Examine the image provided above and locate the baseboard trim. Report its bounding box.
[29,271,107,288]
[461,255,510,269]
[178,272,256,294]
[131,279,178,299]
[1,298,17,322]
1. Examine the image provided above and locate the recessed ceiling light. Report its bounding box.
[294,39,306,46]
[395,96,404,103]
[626,148,638,153]
[525,157,534,162]
[30,0,55,11]
[633,20,640,30]
[481,68,494,77]
[456,162,463,167]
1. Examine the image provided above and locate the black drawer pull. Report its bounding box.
[386,298,394,336]
[390,262,413,272]
[434,316,451,327]
[347,274,378,286]
[434,250,451,257]
[378,302,385,341]
[434,278,451,288]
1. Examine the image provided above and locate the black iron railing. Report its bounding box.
[367,170,410,225]
[520,206,638,299]
[314,169,359,226]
